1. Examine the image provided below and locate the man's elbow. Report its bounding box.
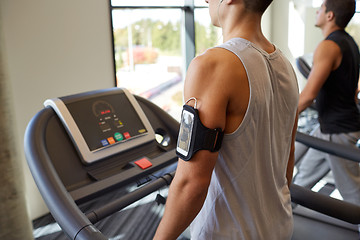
[175,175,210,201]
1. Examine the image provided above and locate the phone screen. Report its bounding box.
[176,109,194,157]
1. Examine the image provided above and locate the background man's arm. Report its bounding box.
[298,40,341,113]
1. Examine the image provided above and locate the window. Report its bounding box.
[347,2,360,47]
[112,8,183,118]
[111,0,185,7]
[110,0,221,120]
[195,8,222,56]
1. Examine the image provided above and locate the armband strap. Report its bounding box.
[194,124,224,153]
[176,104,224,161]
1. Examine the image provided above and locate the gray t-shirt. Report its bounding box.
[190,38,299,240]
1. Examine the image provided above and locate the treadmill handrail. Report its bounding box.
[290,184,360,224]
[86,172,175,224]
[294,131,360,224]
[296,131,360,163]
[24,107,108,240]
[295,56,311,79]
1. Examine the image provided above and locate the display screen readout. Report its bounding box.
[66,93,148,152]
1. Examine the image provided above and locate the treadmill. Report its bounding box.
[292,132,360,239]
[25,88,179,239]
[25,87,360,239]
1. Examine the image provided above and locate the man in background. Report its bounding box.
[294,0,360,207]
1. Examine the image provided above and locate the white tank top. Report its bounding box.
[190,38,299,240]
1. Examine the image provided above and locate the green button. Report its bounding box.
[114,132,123,141]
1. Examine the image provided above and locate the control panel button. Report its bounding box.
[134,158,152,170]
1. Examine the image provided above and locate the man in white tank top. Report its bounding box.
[153,0,299,239]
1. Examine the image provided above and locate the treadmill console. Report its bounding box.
[44,88,155,164]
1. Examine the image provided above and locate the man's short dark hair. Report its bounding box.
[243,0,273,14]
[325,0,356,28]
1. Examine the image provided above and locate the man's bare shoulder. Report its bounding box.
[315,40,341,59]
[188,47,242,80]
[195,47,239,63]
[313,39,342,70]
[191,48,218,66]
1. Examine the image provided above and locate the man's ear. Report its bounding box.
[326,10,335,22]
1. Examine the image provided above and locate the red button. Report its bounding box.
[124,132,131,139]
[134,158,152,170]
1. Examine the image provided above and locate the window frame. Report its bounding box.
[109,0,208,86]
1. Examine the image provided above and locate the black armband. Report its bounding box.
[176,103,224,161]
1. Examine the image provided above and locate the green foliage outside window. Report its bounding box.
[113,18,220,71]
[195,22,219,55]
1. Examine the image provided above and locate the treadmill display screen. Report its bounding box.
[66,93,148,152]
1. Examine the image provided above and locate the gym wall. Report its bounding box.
[0,0,115,220]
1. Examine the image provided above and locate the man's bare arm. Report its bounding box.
[298,40,341,113]
[153,50,229,240]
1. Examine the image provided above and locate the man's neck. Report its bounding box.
[322,24,342,38]
[222,13,263,42]
[221,15,274,54]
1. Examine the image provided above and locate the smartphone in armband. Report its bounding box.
[176,103,224,161]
